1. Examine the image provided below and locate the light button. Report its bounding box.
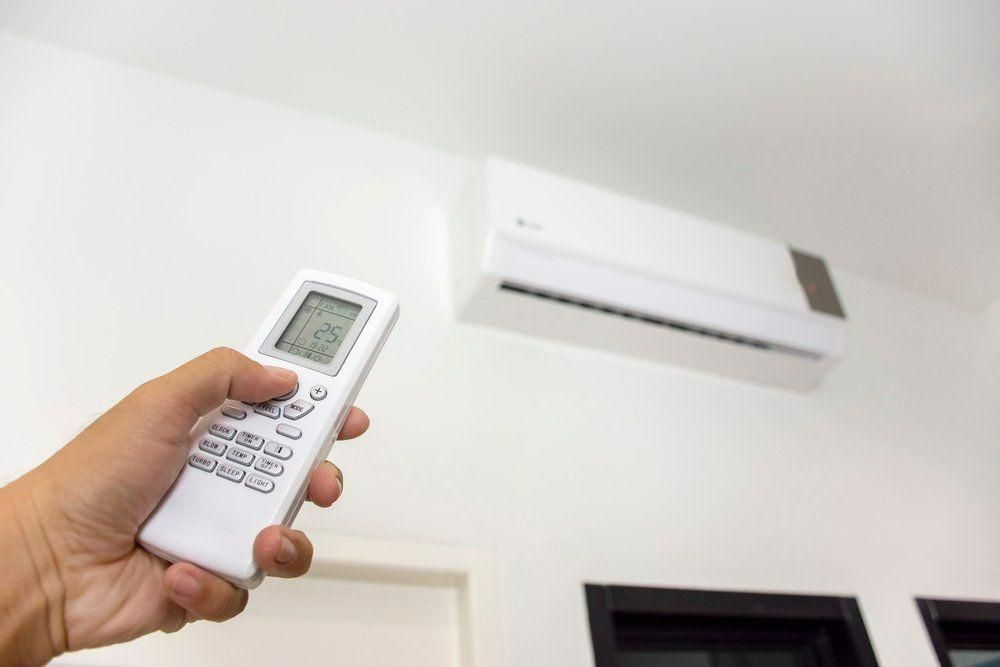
[245,475,275,494]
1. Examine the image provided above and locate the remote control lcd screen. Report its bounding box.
[275,292,362,365]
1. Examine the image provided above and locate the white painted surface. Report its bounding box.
[54,572,462,667]
[1,1,998,310]
[1,34,999,666]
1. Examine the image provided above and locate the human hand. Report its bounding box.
[0,348,369,664]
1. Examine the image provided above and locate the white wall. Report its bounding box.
[1,32,998,666]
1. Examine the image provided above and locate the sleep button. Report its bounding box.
[276,423,302,440]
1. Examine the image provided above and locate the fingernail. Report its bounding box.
[276,536,297,565]
[171,572,202,598]
[265,366,297,383]
[331,477,344,502]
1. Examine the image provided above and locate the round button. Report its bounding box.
[273,383,298,402]
[309,385,327,401]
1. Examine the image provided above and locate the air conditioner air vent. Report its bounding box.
[499,282,821,360]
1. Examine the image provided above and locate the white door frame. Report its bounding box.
[305,533,503,667]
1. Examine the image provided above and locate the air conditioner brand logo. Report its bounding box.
[515,217,543,231]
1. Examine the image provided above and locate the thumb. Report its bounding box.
[32,348,297,529]
[142,347,297,423]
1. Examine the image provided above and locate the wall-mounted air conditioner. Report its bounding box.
[448,158,847,391]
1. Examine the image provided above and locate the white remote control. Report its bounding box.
[138,269,398,588]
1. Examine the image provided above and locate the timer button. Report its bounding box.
[236,431,264,450]
[273,383,299,402]
[254,458,284,477]
[309,385,327,401]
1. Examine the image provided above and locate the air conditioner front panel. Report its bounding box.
[450,158,847,391]
[486,233,845,359]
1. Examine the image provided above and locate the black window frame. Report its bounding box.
[916,597,1000,666]
[586,584,879,667]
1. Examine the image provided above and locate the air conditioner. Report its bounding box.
[448,159,847,391]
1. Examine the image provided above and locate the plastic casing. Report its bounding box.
[138,269,399,588]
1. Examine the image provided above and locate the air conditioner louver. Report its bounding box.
[499,282,821,360]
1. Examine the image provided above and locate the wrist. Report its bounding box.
[0,476,67,665]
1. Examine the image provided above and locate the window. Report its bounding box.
[917,598,1000,667]
[586,584,878,667]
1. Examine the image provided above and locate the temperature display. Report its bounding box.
[275,292,361,365]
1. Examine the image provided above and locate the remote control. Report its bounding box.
[138,269,399,588]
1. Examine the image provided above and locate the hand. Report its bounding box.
[0,348,369,664]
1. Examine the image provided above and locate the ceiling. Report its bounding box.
[2,1,998,311]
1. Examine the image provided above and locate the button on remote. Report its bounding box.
[245,475,274,494]
[276,423,301,440]
[216,463,245,483]
[273,383,299,402]
[198,438,227,457]
[221,405,247,420]
[254,403,281,419]
[188,453,217,472]
[236,431,264,450]
[263,441,292,460]
[226,448,255,467]
[309,385,327,401]
[283,400,314,421]
[254,458,284,477]
[208,423,237,441]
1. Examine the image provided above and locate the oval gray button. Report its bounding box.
[208,423,237,441]
[276,423,302,440]
[188,453,217,472]
[245,475,275,493]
